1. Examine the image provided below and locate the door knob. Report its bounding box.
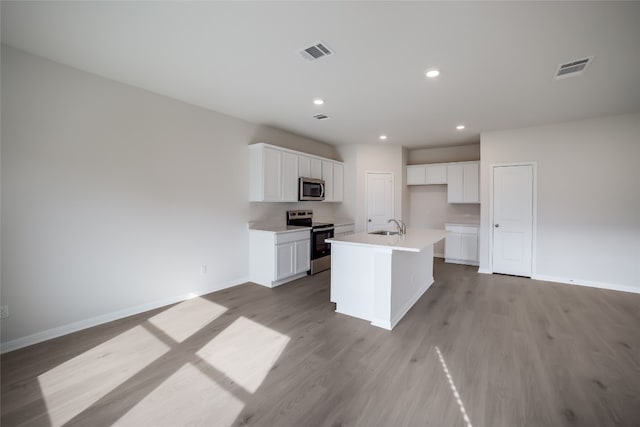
[368,219,372,222]
[494,224,500,228]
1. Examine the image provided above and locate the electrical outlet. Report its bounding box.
[200,265,207,275]
[0,305,8,319]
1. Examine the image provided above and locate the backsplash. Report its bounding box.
[249,202,343,226]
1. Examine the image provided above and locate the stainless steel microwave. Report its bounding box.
[299,177,325,201]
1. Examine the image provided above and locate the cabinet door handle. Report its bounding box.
[368,219,372,222]
[494,224,500,228]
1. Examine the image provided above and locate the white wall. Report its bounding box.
[406,144,481,256]
[0,45,340,348]
[480,112,640,292]
[408,187,480,256]
[336,144,405,233]
[408,143,480,164]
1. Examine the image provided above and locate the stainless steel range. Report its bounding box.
[286,210,334,275]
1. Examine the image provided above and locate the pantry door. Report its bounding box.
[492,164,534,277]
[366,172,394,233]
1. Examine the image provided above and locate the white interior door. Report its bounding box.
[366,172,394,232]
[492,165,534,276]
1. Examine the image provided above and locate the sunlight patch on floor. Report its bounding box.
[113,362,244,427]
[38,325,169,426]
[435,346,473,427]
[197,316,290,393]
[148,297,227,343]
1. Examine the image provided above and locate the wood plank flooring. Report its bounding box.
[2,259,640,426]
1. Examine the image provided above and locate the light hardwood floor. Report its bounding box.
[2,259,640,426]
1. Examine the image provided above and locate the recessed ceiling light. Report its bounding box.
[456,124,465,130]
[313,98,324,105]
[379,135,388,141]
[425,69,440,78]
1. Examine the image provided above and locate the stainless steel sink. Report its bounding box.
[369,230,400,236]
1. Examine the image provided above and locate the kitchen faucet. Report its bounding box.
[388,219,407,235]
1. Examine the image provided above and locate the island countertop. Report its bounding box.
[326,228,448,253]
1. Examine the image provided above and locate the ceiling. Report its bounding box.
[2,1,640,148]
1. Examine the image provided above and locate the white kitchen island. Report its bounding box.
[326,228,448,330]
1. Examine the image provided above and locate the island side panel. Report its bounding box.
[330,243,375,322]
[389,245,435,329]
[370,250,393,330]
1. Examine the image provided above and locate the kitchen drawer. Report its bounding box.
[445,224,479,235]
[275,230,310,245]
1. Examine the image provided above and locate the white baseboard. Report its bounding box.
[444,258,479,266]
[270,272,308,288]
[532,274,640,295]
[0,277,249,354]
[478,268,492,274]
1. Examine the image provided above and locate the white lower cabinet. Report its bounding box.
[445,224,479,266]
[275,242,295,280]
[276,239,310,280]
[295,239,311,273]
[250,229,311,287]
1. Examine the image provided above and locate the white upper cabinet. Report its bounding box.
[299,154,323,179]
[406,165,426,185]
[446,164,464,202]
[261,146,282,201]
[462,163,479,203]
[407,160,479,203]
[447,162,479,203]
[333,163,344,202]
[321,160,344,202]
[250,144,298,202]
[426,164,447,184]
[322,160,334,202]
[310,158,323,179]
[282,151,299,202]
[406,164,448,185]
[298,155,311,178]
[249,143,343,203]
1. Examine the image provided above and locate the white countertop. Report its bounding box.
[445,221,480,227]
[249,224,311,233]
[326,228,448,252]
[316,218,355,227]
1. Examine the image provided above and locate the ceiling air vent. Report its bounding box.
[299,41,334,61]
[313,114,330,120]
[554,56,593,79]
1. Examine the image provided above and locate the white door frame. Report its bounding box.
[365,171,395,232]
[488,162,538,276]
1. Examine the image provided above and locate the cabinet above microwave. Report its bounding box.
[249,143,343,203]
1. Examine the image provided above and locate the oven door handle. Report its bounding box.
[313,227,334,232]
